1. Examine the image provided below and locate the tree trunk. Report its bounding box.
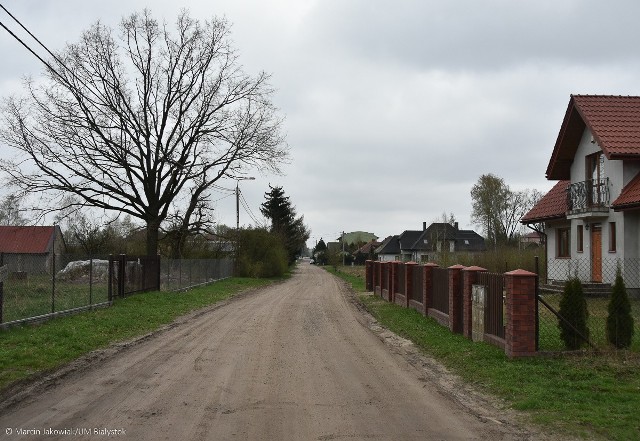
[146,220,161,257]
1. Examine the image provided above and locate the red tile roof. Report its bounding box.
[612,172,640,211]
[0,226,56,254]
[521,180,569,224]
[547,95,640,179]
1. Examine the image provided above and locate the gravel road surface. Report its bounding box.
[0,264,553,440]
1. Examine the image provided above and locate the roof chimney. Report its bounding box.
[423,221,427,231]
[454,222,459,230]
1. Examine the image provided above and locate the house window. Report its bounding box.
[609,222,616,252]
[577,225,583,253]
[557,227,570,258]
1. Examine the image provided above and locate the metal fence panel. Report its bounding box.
[160,258,233,291]
[478,272,505,339]
[0,253,110,326]
[431,267,449,314]
[410,265,424,303]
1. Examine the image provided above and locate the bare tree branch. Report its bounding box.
[1,9,288,255]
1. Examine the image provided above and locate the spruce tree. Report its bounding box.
[606,267,635,349]
[261,185,310,264]
[558,277,590,350]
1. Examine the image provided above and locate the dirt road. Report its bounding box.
[1,264,547,440]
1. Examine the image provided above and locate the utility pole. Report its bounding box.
[235,177,256,231]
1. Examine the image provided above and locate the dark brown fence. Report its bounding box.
[109,254,160,298]
[478,272,505,339]
[381,262,390,299]
[396,263,406,296]
[410,265,424,303]
[431,267,449,314]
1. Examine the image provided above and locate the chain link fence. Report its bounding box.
[160,258,233,291]
[0,254,234,327]
[0,253,110,326]
[547,257,640,290]
[537,282,640,352]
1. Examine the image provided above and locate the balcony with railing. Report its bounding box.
[566,178,610,217]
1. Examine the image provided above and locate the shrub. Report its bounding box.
[235,228,288,278]
[606,267,635,349]
[558,277,589,350]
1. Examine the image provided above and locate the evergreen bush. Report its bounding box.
[558,277,589,350]
[606,267,635,349]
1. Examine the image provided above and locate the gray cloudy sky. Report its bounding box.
[2,1,640,248]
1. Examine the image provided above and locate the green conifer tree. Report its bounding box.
[558,277,590,350]
[606,267,635,349]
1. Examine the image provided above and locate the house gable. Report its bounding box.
[547,95,640,180]
[0,226,59,254]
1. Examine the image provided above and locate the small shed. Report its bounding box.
[0,225,66,274]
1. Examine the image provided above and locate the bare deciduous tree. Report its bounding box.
[0,10,288,255]
[471,174,538,246]
[0,193,27,225]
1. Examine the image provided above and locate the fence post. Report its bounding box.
[0,252,4,323]
[108,254,113,302]
[156,255,161,291]
[118,254,126,298]
[462,266,487,339]
[89,257,93,306]
[405,262,417,308]
[390,261,401,304]
[504,269,538,358]
[374,261,382,296]
[365,260,374,291]
[422,263,439,316]
[51,251,56,313]
[448,264,465,334]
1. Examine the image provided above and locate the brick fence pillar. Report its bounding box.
[381,261,390,300]
[405,262,417,308]
[505,269,537,358]
[389,261,397,303]
[365,260,374,291]
[462,266,487,339]
[448,264,465,334]
[422,263,439,316]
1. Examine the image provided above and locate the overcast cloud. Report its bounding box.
[2,1,640,247]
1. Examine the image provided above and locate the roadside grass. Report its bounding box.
[0,277,274,392]
[1,275,109,323]
[329,265,640,441]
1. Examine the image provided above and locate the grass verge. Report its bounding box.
[328,265,640,441]
[0,277,274,392]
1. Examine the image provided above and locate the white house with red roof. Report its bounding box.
[0,225,65,274]
[523,95,640,292]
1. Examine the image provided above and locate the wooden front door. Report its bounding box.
[591,224,602,282]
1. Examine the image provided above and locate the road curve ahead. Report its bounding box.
[1,264,536,440]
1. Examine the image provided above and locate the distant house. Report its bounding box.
[353,239,381,264]
[0,225,65,274]
[341,231,378,246]
[423,222,486,253]
[375,222,485,263]
[520,231,544,246]
[522,95,640,291]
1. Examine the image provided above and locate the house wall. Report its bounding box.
[547,128,635,284]
[546,220,572,280]
[378,254,400,262]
